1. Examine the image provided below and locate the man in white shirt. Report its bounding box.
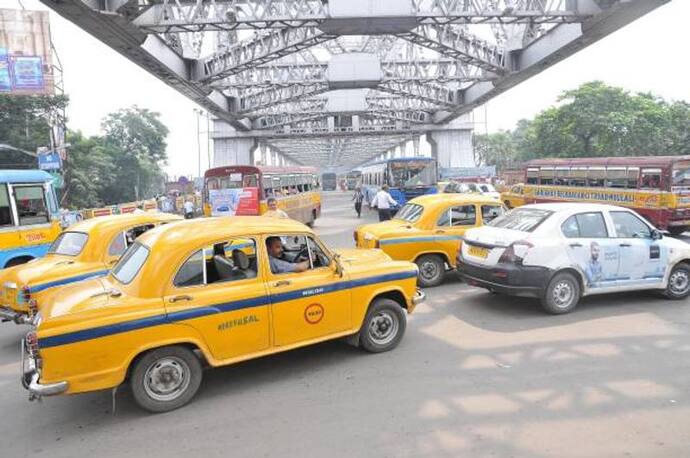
[370,185,398,221]
[183,199,195,219]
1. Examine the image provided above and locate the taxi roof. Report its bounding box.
[68,212,182,234]
[520,202,631,213]
[410,193,501,207]
[139,216,312,248]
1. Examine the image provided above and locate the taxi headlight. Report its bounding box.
[363,233,375,241]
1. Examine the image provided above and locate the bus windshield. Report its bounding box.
[389,160,437,188]
[672,161,690,188]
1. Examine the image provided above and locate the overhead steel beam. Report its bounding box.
[376,81,458,107]
[398,25,505,73]
[237,82,329,113]
[202,26,335,82]
[132,0,595,33]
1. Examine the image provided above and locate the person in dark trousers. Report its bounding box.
[352,186,364,218]
[370,185,398,222]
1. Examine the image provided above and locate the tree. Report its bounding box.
[100,106,168,203]
[0,94,69,168]
[60,131,115,209]
[473,130,519,171]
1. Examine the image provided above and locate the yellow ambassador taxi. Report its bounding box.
[0,212,181,325]
[501,183,527,209]
[354,194,506,287]
[21,217,424,413]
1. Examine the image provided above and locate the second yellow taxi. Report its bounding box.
[0,212,181,324]
[21,217,424,412]
[355,194,506,287]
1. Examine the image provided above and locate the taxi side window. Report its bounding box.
[611,211,651,238]
[174,239,258,287]
[269,235,327,272]
[481,205,504,224]
[438,205,476,227]
[307,236,330,269]
[561,212,608,238]
[108,224,155,257]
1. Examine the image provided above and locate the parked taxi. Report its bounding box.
[21,217,423,412]
[501,183,528,209]
[0,212,181,324]
[354,194,506,287]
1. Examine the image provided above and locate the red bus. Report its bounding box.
[203,165,321,225]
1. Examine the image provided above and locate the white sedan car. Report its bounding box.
[457,203,690,314]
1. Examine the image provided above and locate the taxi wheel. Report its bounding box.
[130,346,203,413]
[416,254,445,288]
[359,299,407,353]
[664,263,690,300]
[541,272,581,314]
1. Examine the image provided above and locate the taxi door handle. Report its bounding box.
[169,295,193,303]
[435,230,446,234]
[273,280,292,287]
[569,243,582,248]
[619,243,632,247]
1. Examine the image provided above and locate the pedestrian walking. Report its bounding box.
[370,185,398,221]
[183,199,195,219]
[352,186,364,218]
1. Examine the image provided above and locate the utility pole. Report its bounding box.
[194,108,201,182]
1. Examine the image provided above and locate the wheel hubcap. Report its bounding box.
[552,280,574,308]
[670,269,690,295]
[420,261,439,281]
[368,311,399,345]
[143,356,191,402]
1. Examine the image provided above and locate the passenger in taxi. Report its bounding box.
[266,236,309,274]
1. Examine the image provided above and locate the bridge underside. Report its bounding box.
[40,0,669,170]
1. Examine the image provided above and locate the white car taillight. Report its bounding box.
[498,240,534,264]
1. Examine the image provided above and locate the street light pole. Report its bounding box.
[194,108,201,182]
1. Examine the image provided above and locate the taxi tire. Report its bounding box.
[359,299,407,353]
[130,346,203,413]
[663,262,690,300]
[540,272,581,315]
[416,254,445,288]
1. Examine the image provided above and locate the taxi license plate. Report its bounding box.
[468,245,489,259]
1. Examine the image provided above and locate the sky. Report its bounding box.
[1,0,688,176]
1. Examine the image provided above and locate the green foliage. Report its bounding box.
[474,81,690,170]
[0,94,69,168]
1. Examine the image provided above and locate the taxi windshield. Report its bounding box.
[394,203,424,223]
[489,208,553,232]
[112,242,149,284]
[48,232,88,256]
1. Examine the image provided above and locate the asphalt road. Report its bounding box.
[2,192,690,457]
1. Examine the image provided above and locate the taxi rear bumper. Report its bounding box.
[21,340,69,399]
[411,288,426,306]
[0,306,31,325]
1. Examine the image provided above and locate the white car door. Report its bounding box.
[609,210,666,288]
[561,211,620,290]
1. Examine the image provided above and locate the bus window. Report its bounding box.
[587,167,605,187]
[570,167,587,187]
[0,184,13,227]
[526,168,539,185]
[641,168,662,189]
[242,174,258,187]
[606,167,627,188]
[627,167,640,188]
[554,167,569,186]
[539,167,554,185]
[15,185,49,225]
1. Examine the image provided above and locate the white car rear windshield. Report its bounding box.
[48,232,88,256]
[489,208,553,232]
[112,243,149,284]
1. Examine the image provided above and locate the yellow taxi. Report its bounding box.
[501,183,527,209]
[0,212,181,324]
[21,217,423,412]
[354,194,506,287]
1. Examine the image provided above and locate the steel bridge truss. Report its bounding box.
[39,0,670,167]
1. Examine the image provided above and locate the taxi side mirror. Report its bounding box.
[651,229,663,240]
[333,254,344,278]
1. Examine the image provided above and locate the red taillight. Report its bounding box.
[21,286,31,302]
[28,299,38,318]
[498,240,534,264]
[26,331,39,356]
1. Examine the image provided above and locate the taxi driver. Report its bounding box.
[266,236,310,274]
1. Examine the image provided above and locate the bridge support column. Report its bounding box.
[427,125,474,168]
[412,136,420,157]
[212,121,257,166]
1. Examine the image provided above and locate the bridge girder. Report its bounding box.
[39,0,671,168]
